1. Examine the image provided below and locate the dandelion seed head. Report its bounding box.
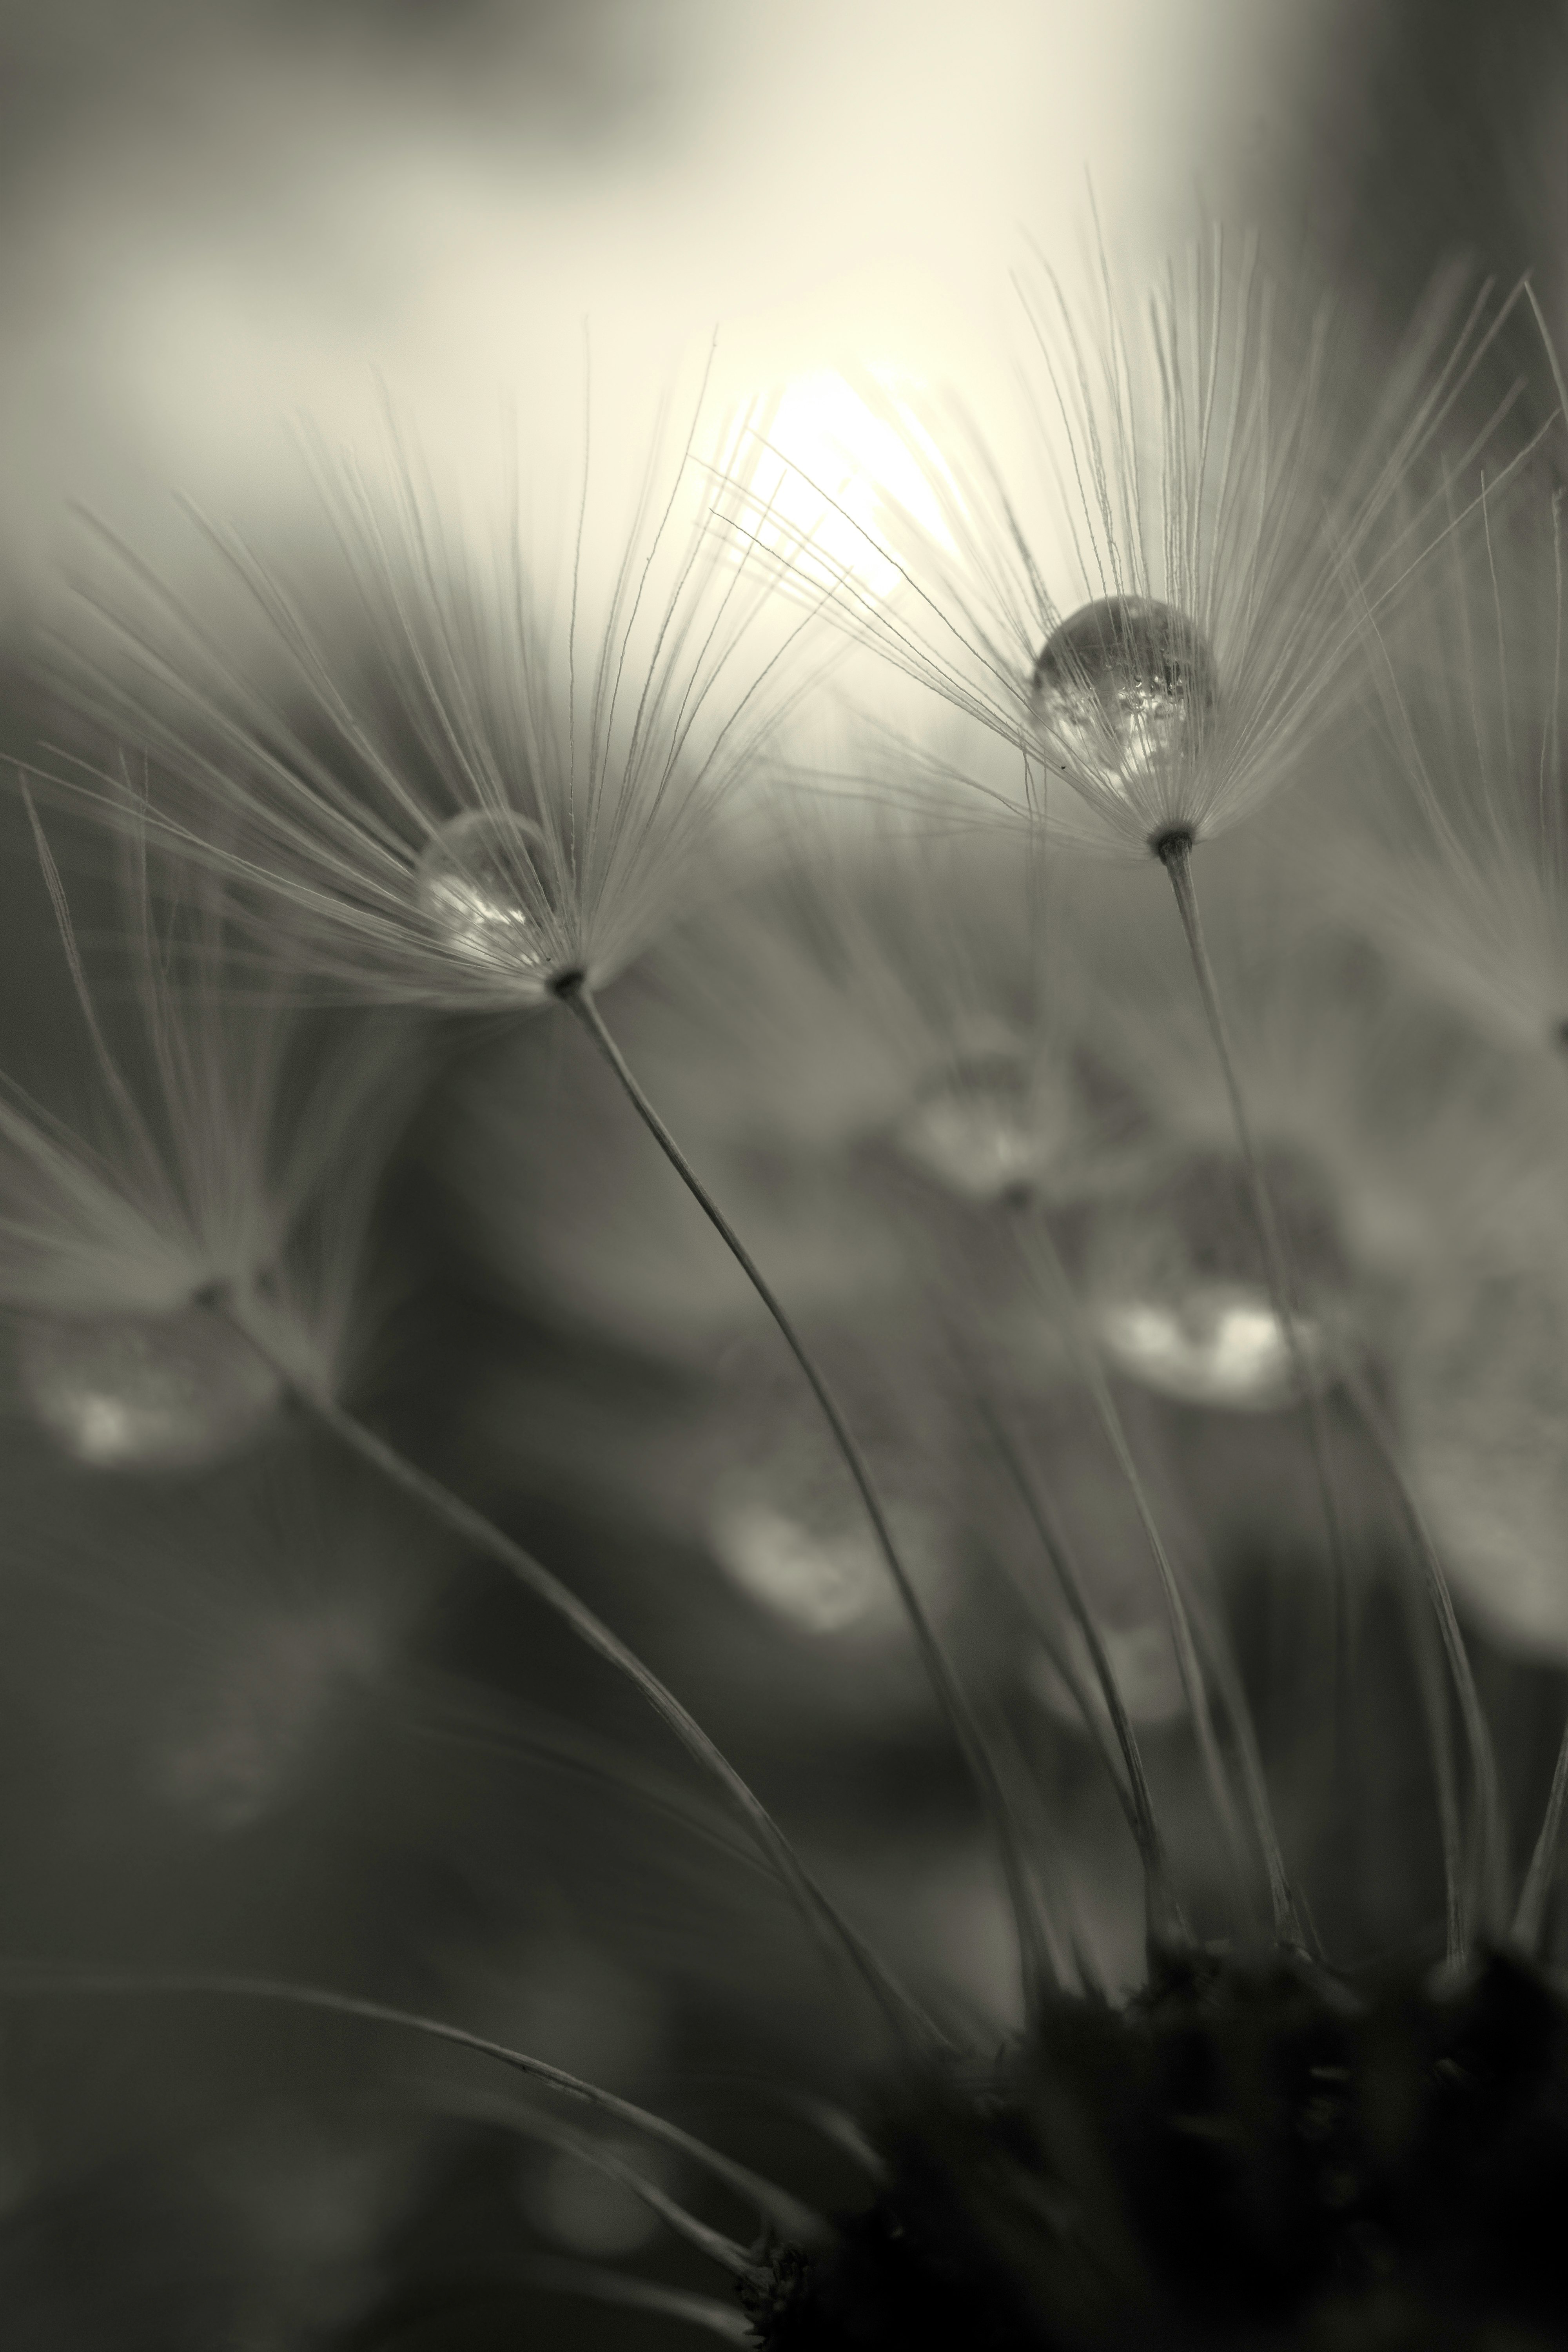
[1031,595,1218,820]
[16,1302,283,1471]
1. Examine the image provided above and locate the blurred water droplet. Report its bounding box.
[415,809,557,982]
[897,1031,1068,1202]
[525,2143,670,2259]
[17,1305,282,1470]
[710,1497,895,1635]
[1031,596,1217,802]
[1085,1149,1348,1411]
[156,1606,382,1829]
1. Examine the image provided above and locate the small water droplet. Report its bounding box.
[415,809,558,985]
[1031,596,1218,801]
[18,1304,282,1470]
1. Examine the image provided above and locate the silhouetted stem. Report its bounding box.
[559,976,1056,2031]
[0,1966,824,2245]
[1009,1202,1301,1944]
[214,1306,939,2056]
[1156,836,1352,1617]
[982,1397,1186,1955]
[1347,1368,1507,1943]
[1515,1709,1568,1952]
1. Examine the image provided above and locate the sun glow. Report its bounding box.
[722,368,957,604]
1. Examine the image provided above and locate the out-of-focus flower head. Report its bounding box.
[54,383,829,1013]
[0,797,412,1469]
[1339,461,1568,1062]
[719,234,1534,858]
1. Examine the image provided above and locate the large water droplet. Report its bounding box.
[1085,1148,1348,1410]
[18,1305,282,1470]
[415,809,557,984]
[1031,596,1218,801]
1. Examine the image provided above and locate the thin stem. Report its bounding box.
[1156,836,1352,1624]
[215,1308,939,2057]
[518,2258,753,2341]
[1514,1707,1568,1953]
[1347,1368,1507,1941]
[0,1967,824,2244]
[1401,1570,1467,1964]
[983,1398,1185,1953]
[559,976,1056,2030]
[1009,1201,1303,1947]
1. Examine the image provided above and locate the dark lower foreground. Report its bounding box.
[746,1948,1568,2351]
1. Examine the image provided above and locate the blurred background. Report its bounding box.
[1,2,1567,2346]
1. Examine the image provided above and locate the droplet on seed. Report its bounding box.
[415,809,557,982]
[1031,596,1218,801]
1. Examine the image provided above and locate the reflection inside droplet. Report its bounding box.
[415,809,557,982]
[18,1304,283,1470]
[1031,596,1218,802]
[1084,1148,1348,1410]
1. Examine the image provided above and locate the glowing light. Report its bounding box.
[1031,596,1217,802]
[18,1305,282,1471]
[725,369,955,604]
[416,809,557,984]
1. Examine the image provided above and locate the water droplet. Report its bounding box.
[1085,1149,1348,1410]
[18,1304,282,1470]
[1031,596,1218,800]
[710,1497,897,1635]
[897,1031,1069,1202]
[415,809,558,985]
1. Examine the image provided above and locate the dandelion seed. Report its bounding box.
[53,382,826,1014]
[0,805,408,1471]
[1342,470,1568,1063]
[722,234,1528,857]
